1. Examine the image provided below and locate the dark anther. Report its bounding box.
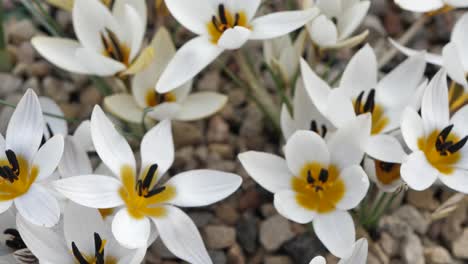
[94,233,105,264]
[234,13,240,26]
[4,229,26,250]
[438,125,454,142]
[448,135,468,154]
[212,16,222,32]
[46,123,54,139]
[355,91,364,112]
[218,4,228,25]
[6,150,19,176]
[72,242,89,264]
[310,120,318,134]
[379,162,395,172]
[0,166,17,182]
[307,170,314,184]
[144,186,166,198]
[318,169,329,183]
[363,89,376,113]
[142,164,158,190]
[315,186,324,192]
[321,125,328,138]
[106,28,124,62]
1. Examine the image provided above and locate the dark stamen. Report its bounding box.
[72,242,89,264]
[448,136,468,154]
[307,170,314,184]
[318,169,328,183]
[439,125,454,142]
[363,89,376,113]
[315,186,323,192]
[355,91,364,113]
[46,123,54,139]
[4,229,26,250]
[94,233,105,264]
[142,164,158,190]
[218,4,228,25]
[321,125,328,138]
[234,13,240,26]
[212,16,223,32]
[6,150,19,176]
[379,162,395,172]
[310,121,318,134]
[144,186,166,198]
[103,28,123,62]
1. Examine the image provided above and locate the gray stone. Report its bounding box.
[283,233,324,264]
[260,215,294,251]
[203,225,236,249]
[236,213,258,254]
[0,73,22,96]
[394,205,430,235]
[424,246,453,264]
[265,255,293,264]
[402,233,425,264]
[452,228,468,259]
[379,216,412,239]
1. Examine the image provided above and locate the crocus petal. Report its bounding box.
[451,105,468,137]
[451,13,468,69]
[217,26,251,50]
[313,211,355,258]
[315,0,341,17]
[15,185,60,227]
[400,151,439,191]
[339,44,377,99]
[31,37,91,74]
[112,0,147,24]
[156,36,224,93]
[75,48,126,76]
[39,97,68,138]
[250,8,319,40]
[164,0,214,35]
[308,15,338,46]
[238,151,294,193]
[147,103,182,120]
[281,105,298,140]
[53,175,124,208]
[401,107,425,151]
[442,43,468,88]
[300,58,331,115]
[339,238,368,264]
[175,92,227,121]
[376,53,426,108]
[421,69,450,133]
[446,0,468,8]
[6,89,43,163]
[230,0,261,20]
[389,38,443,65]
[337,1,370,40]
[152,205,212,264]
[91,106,136,178]
[335,165,369,210]
[16,215,70,263]
[274,190,316,224]
[285,130,330,175]
[394,0,444,12]
[112,208,150,249]
[365,135,407,164]
[73,121,94,152]
[118,4,145,61]
[325,89,357,128]
[364,157,402,193]
[438,169,468,194]
[167,170,241,207]
[0,200,12,214]
[310,256,327,264]
[58,137,92,178]
[104,94,145,123]
[33,135,64,181]
[140,119,174,177]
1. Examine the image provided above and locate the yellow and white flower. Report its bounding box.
[32,0,147,76]
[104,28,227,123]
[0,89,64,227]
[395,0,468,13]
[156,0,319,93]
[400,69,468,193]
[363,157,403,193]
[300,45,427,164]
[17,202,146,264]
[310,238,368,264]
[239,116,370,258]
[303,0,370,50]
[53,106,242,263]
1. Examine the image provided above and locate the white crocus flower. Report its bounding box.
[156,0,319,93]
[395,0,468,13]
[53,106,242,263]
[310,238,368,264]
[281,80,334,141]
[304,0,370,49]
[104,27,227,123]
[400,69,468,193]
[31,0,147,76]
[301,44,427,164]
[0,89,64,227]
[363,157,403,193]
[17,202,145,264]
[239,116,370,258]
[391,13,468,88]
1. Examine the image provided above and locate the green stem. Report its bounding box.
[367,191,399,227]
[0,99,78,123]
[19,0,61,37]
[31,0,64,36]
[90,76,113,96]
[265,63,293,115]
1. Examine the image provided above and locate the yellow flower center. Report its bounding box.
[145,90,177,107]
[354,89,389,135]
[100,28,131,66]
[448,81,468,114]
[72,233,117,264]
[98,208,115,219]
[0,150,38,201]
[291,163,345,214]
[418,125,468,175]
[119,164,175,219]
[207,4,250,44]
[374,160,401,185]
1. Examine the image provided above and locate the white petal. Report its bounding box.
[75,48,126,76]
[141,119,174,177]
[421,69,450,133]
[175,92,227,121]
[238,151,294,193]
[104,94,144,124]
[323,30,368,50]
[31,37,90,74]
[451,105,468,137]
[446,0,468,7]
[327,114,371,170]
[229,0,261,20]
[250,8,319,40]
[365,135,407,163]
[339,238,368,264]
[33,135,64,181]
[0,200,12,214]
[451,13,468,69]
[274,190,315,224]
[112,208,150,249]
[156,36,223,93]
[316,0,341,17]
[167,170,241,207]
[91,106,136,178]
[53,175,124,208]
[217,26,251,50]
[39,97,68,138]
[442,43,468,88]
[16,215,70,263]
[400,151,439,191]
[389,38,443,65]
[394,0,444,12]
[147,103,181,120]
[15,185,60,227]
[117,4,145,61]
[337,1,370,40]
[313,211,355,258]
[308,15,338,46]
[401,107,425,151]
[6,89,43,163]
[339,44,377,99]
[310,256,326,264]
[285,130,330,175]
[363,157,402,193]
[73,121,94,152]
[438,169,468,194]
[281,105,298,140]
[300,58,331,115]
[376,53,426,108]
[335,166,369,210]
[325,89,357,128]
[164,0,214,35]
[152,205,212,264]
[112,0,147,24]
